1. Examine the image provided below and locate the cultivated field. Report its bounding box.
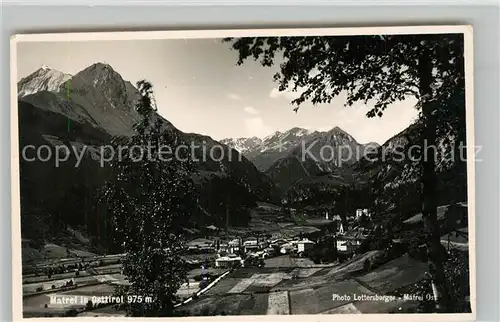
[175,251,430,315]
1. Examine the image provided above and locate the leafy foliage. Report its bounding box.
[102,80,199,316]
[198,176,256,227]
[223,34,464,115]
[309,235,338,264]
[224,33,467,312]
[396,249,471,313]
[244,256,264,268]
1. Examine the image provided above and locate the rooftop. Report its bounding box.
[216,256,242,261]
[297,239,315,244]
[339,230,367,240]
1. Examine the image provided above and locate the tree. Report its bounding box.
[224,33,466,312]
[102,80,199,316]
[244,256,264,268]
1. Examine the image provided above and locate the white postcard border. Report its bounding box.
[10,24,475,322]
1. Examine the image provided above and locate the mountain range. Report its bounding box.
[16,62,465,255]
[16,63,275,253]
[222,127,381,193]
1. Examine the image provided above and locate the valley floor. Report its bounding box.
[22,246,471,317]
[21,203,471,317]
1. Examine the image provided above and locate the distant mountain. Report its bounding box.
[281,125,417,207]
[17,62,276,253]
[223,126,380,193]
[284,118,465,212]
[19,63,141,137]
[222,127,320,171]
[220,137,262,154]
[265,127,381,193]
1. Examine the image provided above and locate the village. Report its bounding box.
[21,199,471,317]
[184,206,371,271]
[20,204,378,316]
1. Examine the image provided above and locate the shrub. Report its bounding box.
[244,256,263,268]
[200,307,211,316]
[64,309,78,317]
[363,259,371,272]
[397,249,471,313]
[86,300,93,310]
[408,243,428,261]
[51,285,56,289]
[175,310,189,317]
[194,273,214,282]
[199,280,209,289]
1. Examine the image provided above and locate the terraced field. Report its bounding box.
[176,252,433,315]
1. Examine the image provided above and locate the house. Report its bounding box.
[215,254,243,268]
[355,208,371,220]
[331,214,342,221]
[206,225,219,232]
[217,242,229,252]
[186,238,215,253]
[263,247,276,257]
[227,239,241,254]
[258,240,269,250]
[338,221,345,235]
[270,232,282,240]
[297,239,315,253]
[280,243,295,254]
[270,238,286,245]
[243,238,260,253]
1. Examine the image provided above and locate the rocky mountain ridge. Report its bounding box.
[17,62,276,252]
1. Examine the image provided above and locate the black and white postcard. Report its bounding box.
[10,26,475,321]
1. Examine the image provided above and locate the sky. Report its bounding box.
[17,38,419,144]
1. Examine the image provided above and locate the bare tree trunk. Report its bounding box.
[225,201,230,233]
[419,51,451,312]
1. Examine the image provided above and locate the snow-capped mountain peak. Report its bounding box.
[287,127,314,137]
[17,62,141,137]
[220,137,263,154]
[18,66,72,98]
[221,127,320,161]
[263,131,283,142]
[222,125,368,172]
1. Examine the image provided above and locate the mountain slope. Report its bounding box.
[223,126,381,175]
[18,65,71,98]
[18,63,141,137]
[220,137,262,154]
[263,127,379,194]
[222,127,320,171]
